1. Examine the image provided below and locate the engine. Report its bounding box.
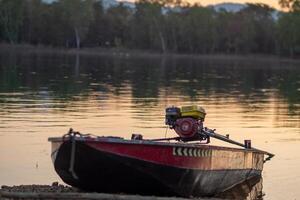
[165,105,206,141]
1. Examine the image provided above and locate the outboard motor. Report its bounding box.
[174,117,199,138]
[165,105,206,141]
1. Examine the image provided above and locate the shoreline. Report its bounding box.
[1,43,300,64]
[0,184,219,200]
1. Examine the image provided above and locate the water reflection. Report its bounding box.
[0,52,300,199]
[0,53,299,128]
[217,177,264,200]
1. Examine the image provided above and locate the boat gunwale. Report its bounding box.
[48,136,265,154]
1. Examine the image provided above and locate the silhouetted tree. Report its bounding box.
[0,0,24,43]
[1,0,300,56]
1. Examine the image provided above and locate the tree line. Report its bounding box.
[0,0,300,56]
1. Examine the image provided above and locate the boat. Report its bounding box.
[48,105,273,197]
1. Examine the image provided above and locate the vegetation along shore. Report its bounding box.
[0,0,300,57]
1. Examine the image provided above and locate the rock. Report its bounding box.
[52,182,59,187]
[0,183,77,193]
[1,185,9,189]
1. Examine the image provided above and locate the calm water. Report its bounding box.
[0,52,299,199]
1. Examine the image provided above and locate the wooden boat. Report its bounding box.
[48,131,271,197]
[48,106,273,197]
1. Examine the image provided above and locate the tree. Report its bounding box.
[164,8,182,52]
[214,10,234,53]
[278,0,300,56]
[240,3,276,53]
[277,12,300,56]
[132,0,168,53]
[279,0,300,11]
[0,0,24,43]
[21,0,50,44]
[105,3,132,48]
[180,5,216,53]
[85,1,105,46]
[57,0,95,49]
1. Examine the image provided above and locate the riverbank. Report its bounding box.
[1,43,299,64]
[0,183,219,200]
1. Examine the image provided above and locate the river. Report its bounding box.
[0,51,299,199]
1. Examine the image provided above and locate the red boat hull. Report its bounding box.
[50,136,264,197]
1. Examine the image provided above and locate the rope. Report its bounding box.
[68,129,79,180]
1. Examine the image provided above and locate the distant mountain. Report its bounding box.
[41,0,248,12]
[42,0,135,9]
[43,0,55,3]
[101,0,118,9]
[102,0,135,9]
[102,1,247,12]
[210,2,280,20]
[42,0,278,19]
[210,2,246,12]
[121,1,135,9]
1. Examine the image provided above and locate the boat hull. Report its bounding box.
[51,137,264,197]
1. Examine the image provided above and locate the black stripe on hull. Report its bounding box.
[54,141,262,197]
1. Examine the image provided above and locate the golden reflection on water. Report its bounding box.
[0,54,299,199]
[0,88,299,199]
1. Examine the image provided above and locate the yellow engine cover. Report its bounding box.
[180,105,206,120]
